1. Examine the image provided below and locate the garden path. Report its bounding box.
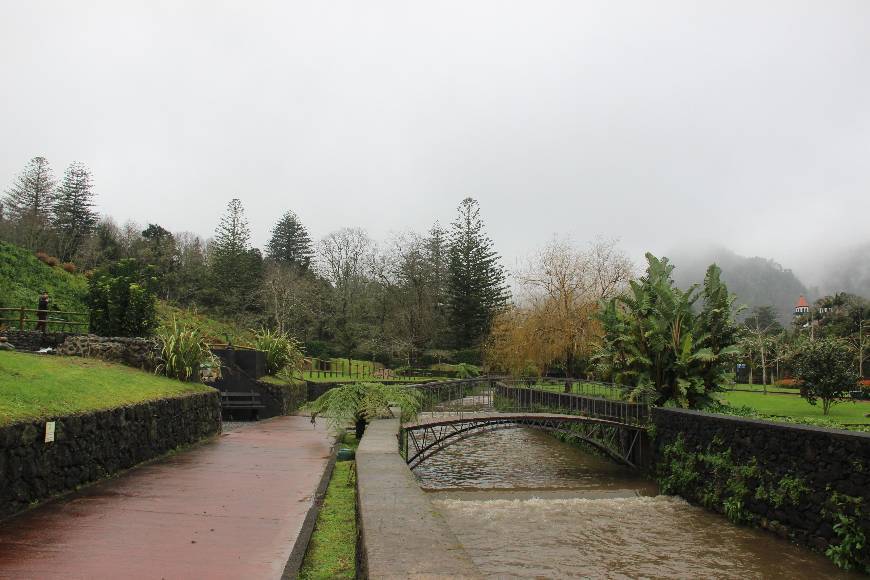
[0,416,334,579]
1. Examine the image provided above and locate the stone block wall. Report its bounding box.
[56,334,160,370]
[256,380,307,417]
[652,408,870,564]
[2,330,77,352]
[0,390,221,520]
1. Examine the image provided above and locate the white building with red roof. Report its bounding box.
[794,295,810,316]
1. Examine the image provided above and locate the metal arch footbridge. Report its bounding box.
[399,378,652,470]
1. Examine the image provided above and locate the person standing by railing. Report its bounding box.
[35,290,50,332]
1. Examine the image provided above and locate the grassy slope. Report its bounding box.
[0,351,211,425]
[156,302,255,345]
[299,433,358,580]
[0,241,88,325]
[718,390,870,425]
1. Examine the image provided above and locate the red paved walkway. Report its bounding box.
[0,416,334,579]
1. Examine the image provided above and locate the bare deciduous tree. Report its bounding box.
[318,227,376,360]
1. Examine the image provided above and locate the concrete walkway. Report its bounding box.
[357,416,481,579]
[0,416,334,580]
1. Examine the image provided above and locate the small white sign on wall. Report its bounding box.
[45,421,55,443]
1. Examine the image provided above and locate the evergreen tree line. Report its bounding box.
[0,157,509,364]
[0,156,98,262]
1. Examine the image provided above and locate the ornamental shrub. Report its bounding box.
[792,338,860,415]
[87,259,158,337]
[252,328,304,376]
[156,317,220,382]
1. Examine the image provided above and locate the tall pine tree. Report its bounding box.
[266,210,314,269]
[446,197,509,348]
[210,198,262,319]
[53,162,98,261]
[3,156,56,250]
[424,221,450,346]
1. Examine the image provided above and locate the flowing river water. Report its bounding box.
[413,427,852,579]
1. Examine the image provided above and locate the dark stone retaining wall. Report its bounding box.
[652,408,870,556]
[2,330,78,352]
[0,390,221,520]
[256,380,307,417]
[57,334,160,370]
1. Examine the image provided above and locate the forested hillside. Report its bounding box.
[669,246,807,323]
[0,155,510,365]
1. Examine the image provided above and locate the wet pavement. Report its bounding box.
[0,415,334,579]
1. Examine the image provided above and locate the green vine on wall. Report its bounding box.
[658,434,869,572]
[824,491,869,573]
[658,435,808,526]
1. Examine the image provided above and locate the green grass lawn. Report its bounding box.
[0,351,211,425]
[717,390,870,425]
[725,383,801,394]
[299,433,357,580]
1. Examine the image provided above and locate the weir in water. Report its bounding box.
[413,426,856,579]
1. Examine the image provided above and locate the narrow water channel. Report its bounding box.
[414,427,852,579]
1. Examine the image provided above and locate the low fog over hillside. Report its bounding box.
[668,246,807,323]
[668,243,868,324]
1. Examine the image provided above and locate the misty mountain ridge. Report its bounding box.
[667,246,809,324]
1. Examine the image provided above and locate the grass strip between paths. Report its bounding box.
[299,433,358,580]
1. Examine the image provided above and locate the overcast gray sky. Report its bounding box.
[2,1,868,283]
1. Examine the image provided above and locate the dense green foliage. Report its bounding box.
[156,318,220,382]
[87,259,158,337]
[792,338,860,414]
[597,254,740,407]
[252,328,305,375]
[0,351,210,424]
[305,382,422,437]
[0,241,87,319]
[825,492,870,573]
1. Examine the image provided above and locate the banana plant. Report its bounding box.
[597,254,741,408]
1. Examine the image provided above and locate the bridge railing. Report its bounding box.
[411,377,498,416]
[493,383,650,425]
[405,376,650,425]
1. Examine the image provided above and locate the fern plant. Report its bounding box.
[156,317,220,382]
[304,382,422,438]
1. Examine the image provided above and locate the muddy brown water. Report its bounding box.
[414,427,854,579]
